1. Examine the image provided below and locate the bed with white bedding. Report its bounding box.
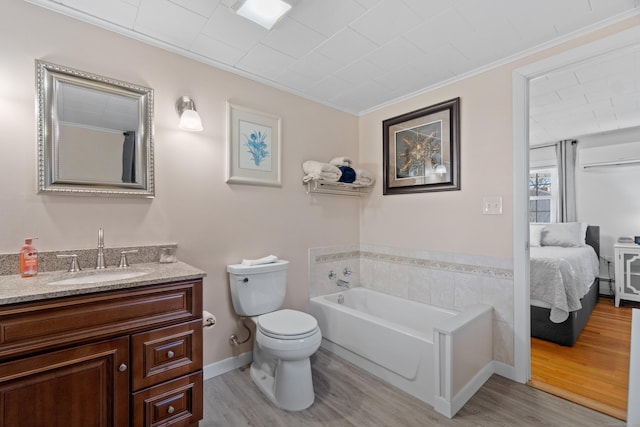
[530,223,600,346]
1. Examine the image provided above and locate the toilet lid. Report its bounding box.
[258,309,318,337]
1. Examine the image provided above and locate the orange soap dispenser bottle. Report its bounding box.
[19,237,38,278]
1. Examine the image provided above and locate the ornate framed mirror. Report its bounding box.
[36,60,154,197]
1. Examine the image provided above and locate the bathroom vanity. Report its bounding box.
[0,262,205,427]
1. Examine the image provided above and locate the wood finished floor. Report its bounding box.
[202,347,623,426]
[530,297,635,421]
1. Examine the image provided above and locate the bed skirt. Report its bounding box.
[530,277,599,346]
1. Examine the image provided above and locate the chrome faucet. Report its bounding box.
[337,278,350,288]
[96,227,106,269]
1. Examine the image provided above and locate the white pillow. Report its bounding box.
[540,222,584,247]
[529,224,546,247]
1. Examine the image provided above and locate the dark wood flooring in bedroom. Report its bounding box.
[530,296,635,420]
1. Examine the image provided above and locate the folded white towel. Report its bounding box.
[302,160,341,182]
[241,255,278,266]
[353,168,375,186]
[329,157,353,167]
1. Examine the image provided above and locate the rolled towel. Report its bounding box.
[241,254,278,266]
[302,160,341,182]
[338,166,356,183]
[353,168,375,186]
[329,156,353,167]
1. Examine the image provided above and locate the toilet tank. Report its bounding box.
[227,260,289,316]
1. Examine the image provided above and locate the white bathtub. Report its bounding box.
[308,287,493,418]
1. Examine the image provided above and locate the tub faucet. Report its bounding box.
[96,227,106,269]
[337,279,350,288]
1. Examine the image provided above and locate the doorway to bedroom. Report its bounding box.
[514,25,640,421]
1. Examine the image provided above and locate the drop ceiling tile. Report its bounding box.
[413,44,473,76]
[331,81,395,112]
[190,34,246,66]
[401,0,452,19]
[288,0,366,38]
[612,91,640,109]
[135,0,207,47]
[405,8,471,53]
[60,0,138,28]
[201,4,267,51]
[574,55,636,83]
[306,76,354,101]
[530,91,562,108]
[285,52,342,81]
[261,17,326,59]
[364,37,423,72]
[349,0,422,46]
[236,44,296,81]
[333,58,386,85]
[532,72,580,94]
[614,107,640,129]
[273,69,318,92]
[550,0,619,34]
[556,85,587,102]
[169,0,219,17]
[590,0,638,15]
[316,28,378,66]
[352,0,383,9]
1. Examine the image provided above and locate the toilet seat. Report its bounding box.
[258,309,319,340]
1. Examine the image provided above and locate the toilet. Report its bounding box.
[227,260,322,411]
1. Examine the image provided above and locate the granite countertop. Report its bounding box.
[0,261,206,305]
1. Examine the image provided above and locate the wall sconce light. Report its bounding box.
[175,96,203,132]
[233,0,291,29]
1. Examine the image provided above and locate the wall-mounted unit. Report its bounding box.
[580,141,640,169]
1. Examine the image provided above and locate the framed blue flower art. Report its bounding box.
[226,102,282,187]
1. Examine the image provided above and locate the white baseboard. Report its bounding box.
[492,360,516,381]
[203,351,252,381]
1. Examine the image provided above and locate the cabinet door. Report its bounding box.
[0,336,129,427]
[622,251,640,297]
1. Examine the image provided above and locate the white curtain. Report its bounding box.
[555,140,577,222]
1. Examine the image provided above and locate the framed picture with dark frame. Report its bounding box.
[383,97,460,195]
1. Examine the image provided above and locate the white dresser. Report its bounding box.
[614,243,640,307]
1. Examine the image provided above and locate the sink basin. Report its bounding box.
[48,270,149,286]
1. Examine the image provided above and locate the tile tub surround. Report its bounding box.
[309,245,515,366]
[0,244,178,276]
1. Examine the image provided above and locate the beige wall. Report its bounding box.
[359,69,514,258]
[0,1,359,365]
[359,17,640,260]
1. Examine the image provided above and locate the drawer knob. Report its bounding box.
[167,406,175,414]
[167,350,175,358]
[119,363,127,372]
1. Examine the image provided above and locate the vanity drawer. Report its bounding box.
[132,319,202,390]
[132,371,203,427]
[0,280,202,360]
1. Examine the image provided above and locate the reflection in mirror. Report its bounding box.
[36,60,154,197]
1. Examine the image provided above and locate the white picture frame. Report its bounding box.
[226,102,282,187]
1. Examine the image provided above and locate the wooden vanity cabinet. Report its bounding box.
[0,279,203,427]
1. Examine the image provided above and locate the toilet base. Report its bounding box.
[250,358,315,411]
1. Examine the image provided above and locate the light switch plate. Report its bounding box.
[483,196,503,215]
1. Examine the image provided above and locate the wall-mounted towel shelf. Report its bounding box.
[304,180,370,197]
